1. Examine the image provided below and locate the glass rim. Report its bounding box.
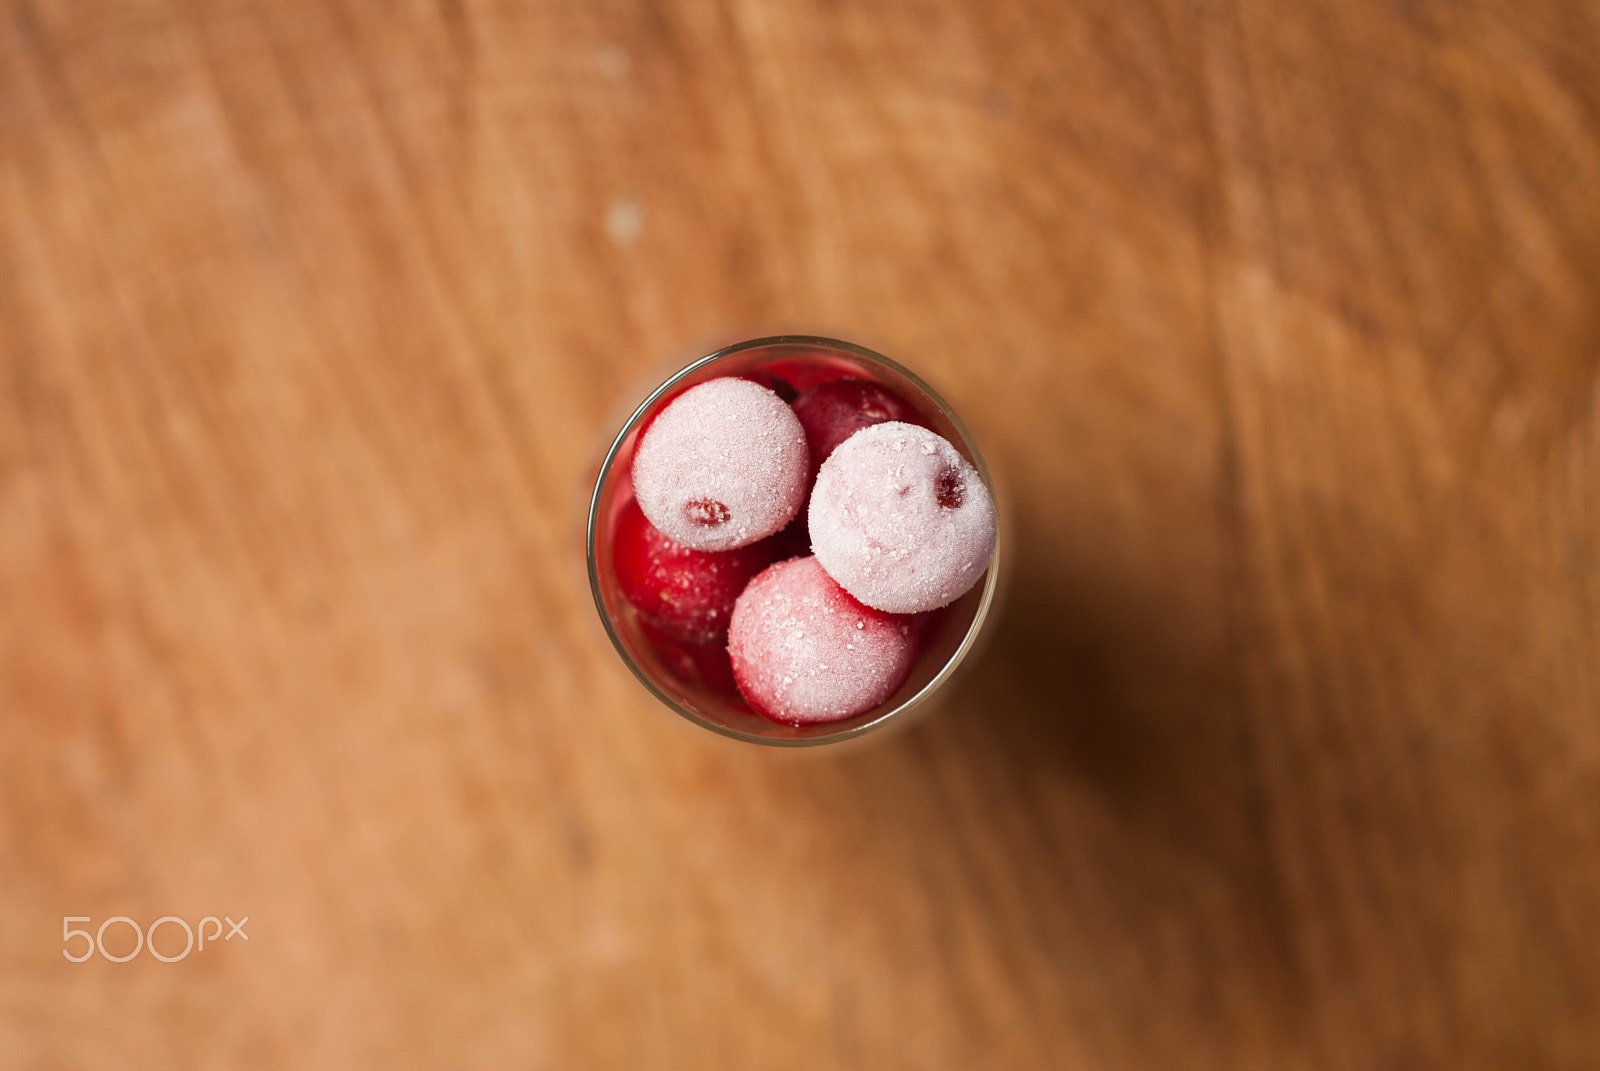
[586,334,1002,748]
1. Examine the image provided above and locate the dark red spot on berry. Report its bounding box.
[935,468,964,510]
[685,499,731,527]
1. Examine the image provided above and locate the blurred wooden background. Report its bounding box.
[3,0,1598,1067]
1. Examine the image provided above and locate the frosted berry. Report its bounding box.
[632,377,809,551]
[808,422,996,614]
[614,497,788,643]
[728,556,916,725]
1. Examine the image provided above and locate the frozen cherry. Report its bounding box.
[809,422,996,614]
[728,556,917,725]
[614,497,789,643]
[790,376,925,482]
[632,377,808,551]
[640,620,739,696]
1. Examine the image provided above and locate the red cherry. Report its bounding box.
[638,620,739,696]
[790,377,927,482]
[614,497,790,644]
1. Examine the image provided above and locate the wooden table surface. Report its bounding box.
[4,1,1598,1067]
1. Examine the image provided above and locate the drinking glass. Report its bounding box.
[586,335,1002,747]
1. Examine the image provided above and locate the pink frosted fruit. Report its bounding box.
[728,556,916,725]
[808,422,996,614]
[632,377,808,552]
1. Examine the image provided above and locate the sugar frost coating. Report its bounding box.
[728,556,916,724]
[808,422,996,614]
[631,377,808,551]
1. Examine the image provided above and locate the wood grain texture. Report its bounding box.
[3,0,1598,1067]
